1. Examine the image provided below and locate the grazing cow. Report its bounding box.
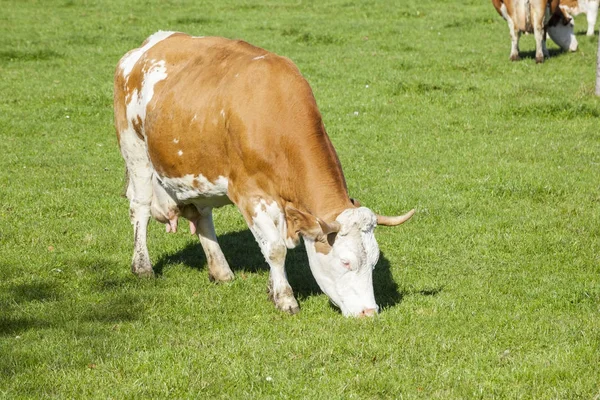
[492,0,578,63]
[560,0,599,36]
[113,32,414,317]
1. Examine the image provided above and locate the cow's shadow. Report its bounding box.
[518,47,567,61]
[575,29,596,37]
[153,229,404,311]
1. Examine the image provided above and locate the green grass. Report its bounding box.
[1,0,599,398]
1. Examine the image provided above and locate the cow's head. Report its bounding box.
[287,206,414,317]
[547,9,578,52]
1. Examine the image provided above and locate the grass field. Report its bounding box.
[1,0,599,398]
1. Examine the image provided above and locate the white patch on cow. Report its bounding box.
[303,207,379,317]
[250,200,294,249]
[250,200,286,258]
[173,138,179,144]
[177,150,183,156]
[119,31,176,79]
[220,109,225,118]
[235,73,239,78]
[252,55,266,60]
[157,174,230,205]
[125,59,168,133]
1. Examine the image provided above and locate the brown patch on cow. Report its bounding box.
[285,206,322,239]
[132,116,143,140]
[314,238,333,255]
[560,0,577,8]
[284,205,339,254]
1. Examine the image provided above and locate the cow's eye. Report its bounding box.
[340,259,352,270]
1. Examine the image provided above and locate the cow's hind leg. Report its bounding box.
[502,10,521,60]
[532,9,546,63]
[191,207,235,282]
[120,132,154,277]
[587,1,599,36]
[241,199,299,314]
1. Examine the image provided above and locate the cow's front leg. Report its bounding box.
[190,207,235,282]
[244,199,299,314]
[264,243,298,314]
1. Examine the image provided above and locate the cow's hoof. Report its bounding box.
[208,269,235,283]
[283,305,300,315]
[535,56,544,64]
[132,265,154,278]
[278,301,300,315]
[509,54,520,62]
[274,294,300,315]
[132,252,154,277]
[268,286,299,314]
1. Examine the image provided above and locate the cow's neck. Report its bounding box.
[285,124,353,222]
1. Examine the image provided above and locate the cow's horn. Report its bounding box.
[376,209,415,226]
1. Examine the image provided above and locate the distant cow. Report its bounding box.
[560,0,599,36]
[113,32,414,317]
[493,0,578,62]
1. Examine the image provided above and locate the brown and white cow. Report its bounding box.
[492,0,578,63]
[560,0,599,36]
[113,32,414,317]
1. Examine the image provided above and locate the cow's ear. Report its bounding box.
[559,7,572,24]
[285,206,340,241]
[285,206,322,240]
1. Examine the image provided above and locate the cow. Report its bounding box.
[560,0,599,36]
[113,31,415,317]
[492,0,578,63]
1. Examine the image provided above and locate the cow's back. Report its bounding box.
[115,33,322,188]
[115,32,349,219]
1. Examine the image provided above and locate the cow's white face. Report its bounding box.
[547,19,578,52]
[303,208,380,317]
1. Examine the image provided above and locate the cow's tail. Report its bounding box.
[523,0,531,32]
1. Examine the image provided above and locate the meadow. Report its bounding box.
[1,0,599,398]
